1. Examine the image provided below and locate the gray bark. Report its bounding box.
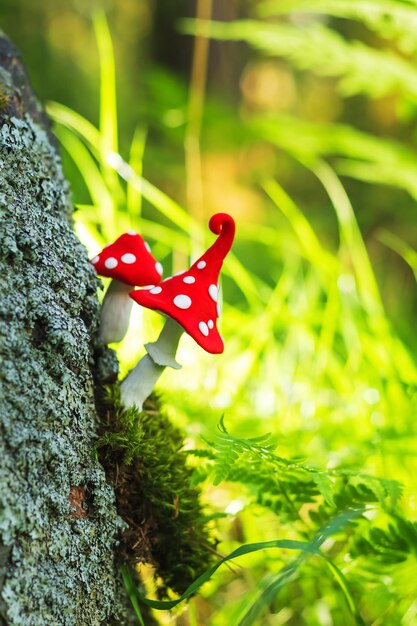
[0,34,127,625]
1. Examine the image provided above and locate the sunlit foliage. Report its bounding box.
[3,0,417,623]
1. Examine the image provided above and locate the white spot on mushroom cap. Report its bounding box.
[105,257,118,269]
[127,229,137,235]
[183,275,195,284]
[199,321,209,336]
[121,253,136,264]
[208,319,214,329]
[144,242,151,252]
[91,256,99,264]
[217,302,222,317]
[209,284,218,302]
[150,286,162,294]
[197,261,206,269]
[143,285,155,290]
[173,294,192,309]
[155,262,163,275]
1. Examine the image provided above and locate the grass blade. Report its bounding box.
[46,101,101,152]
[127,508,363,615]
[93,10,118,156]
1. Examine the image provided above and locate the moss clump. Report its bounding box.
[97,387,215,597]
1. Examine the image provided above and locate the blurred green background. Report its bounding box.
[3,0,417,624]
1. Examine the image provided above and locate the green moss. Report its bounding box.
[97,387,216,597]
[0,114,125,625]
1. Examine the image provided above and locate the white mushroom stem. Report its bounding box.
[100,279,133,344]
[120,317,184,410]
[119,354,165,411]
[145,317,183,369]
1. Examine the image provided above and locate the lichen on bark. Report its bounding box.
[0,37,127,626]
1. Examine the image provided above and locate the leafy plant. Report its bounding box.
[44,6,417,625]
[192,419,401,519]
[125,416,409,624]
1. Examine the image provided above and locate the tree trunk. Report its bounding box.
[0,33,127,625]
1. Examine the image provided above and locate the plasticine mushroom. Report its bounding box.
[120,213,235,409]
[91,231,163,343]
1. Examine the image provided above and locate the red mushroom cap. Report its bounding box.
[90,231,163,286]
[129,213,236,354]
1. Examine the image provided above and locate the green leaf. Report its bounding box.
[180,18,417,99]
[259,0,417,54]
[125,508,364,618]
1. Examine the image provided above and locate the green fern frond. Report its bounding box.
[181,19,417,100]
[200,421,402,526]
[351,516,417,564]
[248,113,417,203]
[259,0,417,54]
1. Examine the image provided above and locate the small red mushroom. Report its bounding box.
[91,231,163,343]
[120,213,235,409]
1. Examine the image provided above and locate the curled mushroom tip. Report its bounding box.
[209,212,236,236]
[208,213,236,261]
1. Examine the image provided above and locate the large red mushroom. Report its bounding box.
[120,213,235,409]
[91,231,163,343]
